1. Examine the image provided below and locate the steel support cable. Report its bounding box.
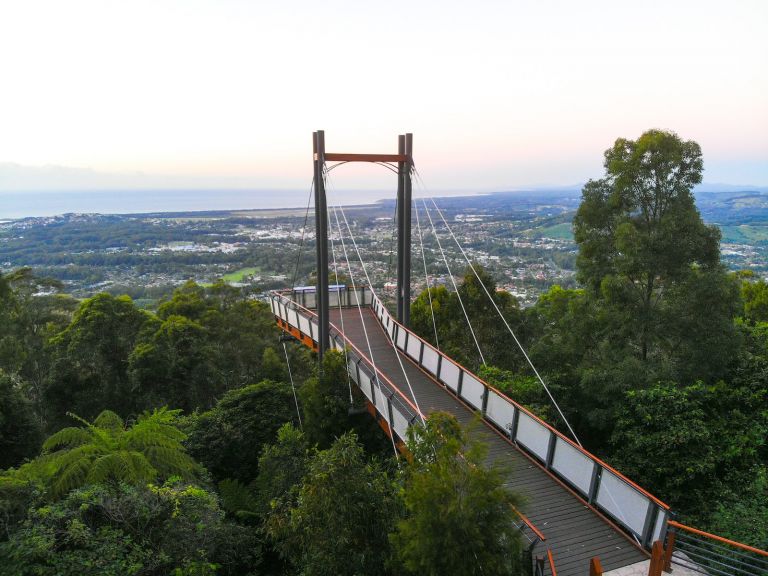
[329,200,400,460]
[291,180,315,291]
[327,205,354,405]
[426,193,581,446]
[414,199,440,350]
[336,203,427,426]
[282,342,303,430]
[418,181,641,547]
[420,197,486,366]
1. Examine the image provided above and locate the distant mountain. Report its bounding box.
[694,183,768,193]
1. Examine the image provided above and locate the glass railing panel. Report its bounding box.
[406,335,421,361]
[596,469,651,537]
[396,326,407,350]
[391,404,410,440]
[421,346,440,376]
[551,437,595,496]
[439,360,461,392]
[516,411,552,462]
[486,390,516,434]
[374,382,389,415]
[299,315,312,337]
[289,309,300,329]
[460,372,485,410]
[358,366,375,401]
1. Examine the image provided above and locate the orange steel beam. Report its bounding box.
[317,153,408,163]
[667,520,768,556]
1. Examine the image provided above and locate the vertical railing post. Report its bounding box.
[662,526,676,573]
[509,407,519,440]
[648,541,664,576]
[588,465,601,505]
[642,505,659,549]
[589,557,603,576]
[545,432,557,469]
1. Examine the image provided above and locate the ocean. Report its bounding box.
[0,188,397,219]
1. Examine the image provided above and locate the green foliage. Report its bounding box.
[0,481,261,576]
[410,265,527,373]
[186,380,300,484]
[129,314,222,413]
[40,281,307,432]
[707,467,768,550]
[610,380,767,518]
[741,275,768,323]
[45,293,156,430]
[254,423,309,518]
[573,129,731,371]
[218,478,260,523]
[0,371,43,469]
[266,432,400,576]
[478,365,550,420]
[300,350,352,448]
[0,268,76,428]
[392,412,523,576]
[27,408,199,499]
[411,285,459,354]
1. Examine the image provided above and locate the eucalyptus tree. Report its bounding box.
[573,129,739,383]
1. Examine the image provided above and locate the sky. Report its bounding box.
[0,0,766,193]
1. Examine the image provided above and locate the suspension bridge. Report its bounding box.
[272,131,768,576]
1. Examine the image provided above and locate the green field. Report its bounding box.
[222,267,261,282]
[536,223,574,240]
[718,225,768,244]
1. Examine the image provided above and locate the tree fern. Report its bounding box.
[40,408,199,499]
[218,478,260,522]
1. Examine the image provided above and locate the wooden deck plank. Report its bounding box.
[328,307,647,576]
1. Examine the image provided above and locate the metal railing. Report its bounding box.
[271,286,671,550]
[270,289,421,448]
[664,520,768,576]
[369,291,670,549]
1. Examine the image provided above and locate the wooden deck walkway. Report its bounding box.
[331,307,648,576]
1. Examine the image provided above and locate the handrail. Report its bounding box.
[382,302,670,510]
[273,288,670,548]
[513,505,546,542]
[547,549,558,576]
[668,520,768,557]
[272,291,424,418]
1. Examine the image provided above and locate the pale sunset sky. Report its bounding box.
[0,0,766,192]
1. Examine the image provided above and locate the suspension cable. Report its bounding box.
[327,206,354,405]
[336,203,427,426]
[329,199,400,459]
[414,199,440,350]
[426,194,581,446]
[415,174,640,542]
[291,180,315,291]
[420,198,486,366]
[282,342,303,430]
